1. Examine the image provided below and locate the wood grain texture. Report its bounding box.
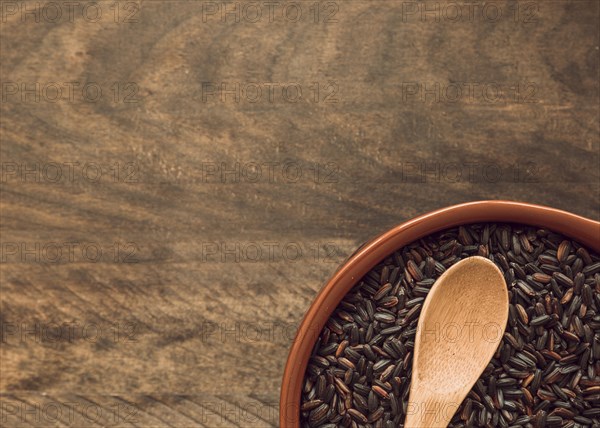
[0,0,598,426]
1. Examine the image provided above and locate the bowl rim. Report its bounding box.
[280,200,600,427]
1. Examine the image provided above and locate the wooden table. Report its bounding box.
[1,1,598,426]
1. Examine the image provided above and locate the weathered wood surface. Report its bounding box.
[1,0,598,426]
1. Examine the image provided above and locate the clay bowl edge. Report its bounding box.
[280,200,600,427]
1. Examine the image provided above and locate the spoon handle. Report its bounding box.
[403,394,458,428]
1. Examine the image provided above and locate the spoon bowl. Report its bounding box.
[404,256,508,427]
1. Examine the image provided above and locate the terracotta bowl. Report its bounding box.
[280,200,600,427]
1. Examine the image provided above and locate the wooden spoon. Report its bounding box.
[404,256,508,428]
